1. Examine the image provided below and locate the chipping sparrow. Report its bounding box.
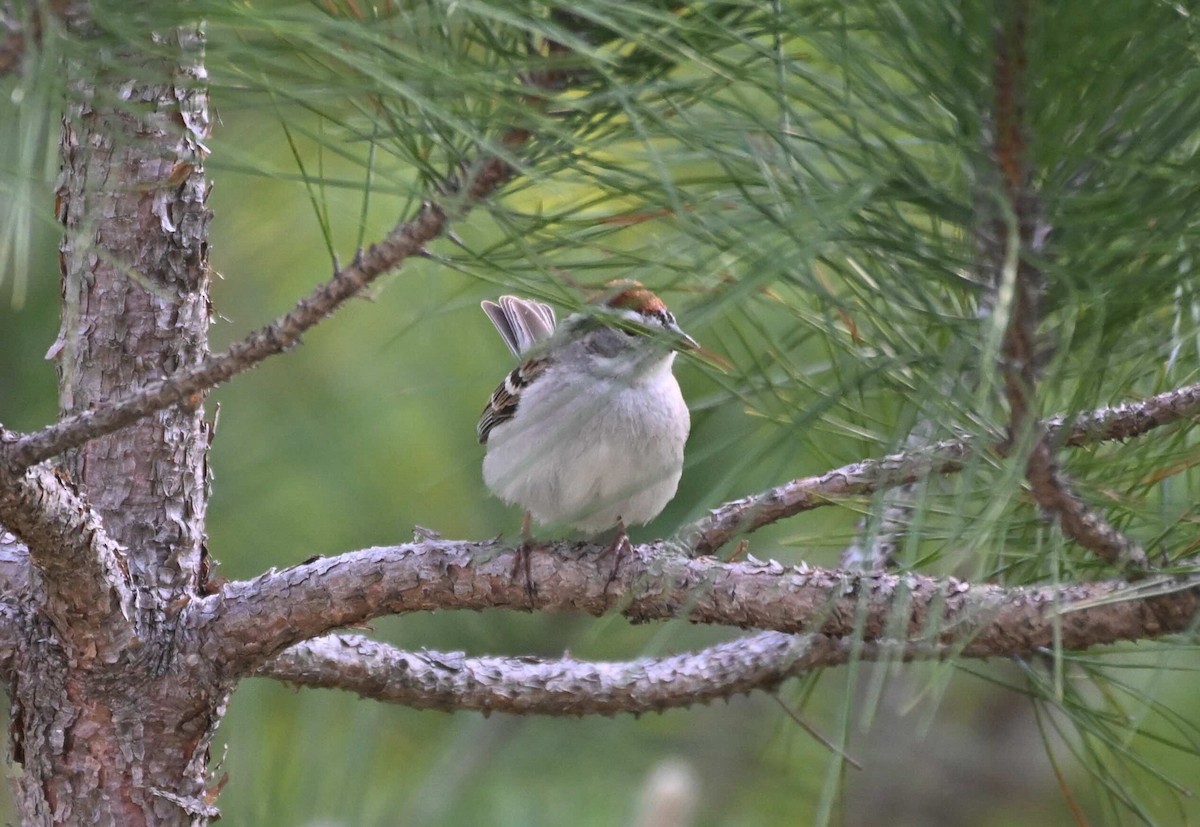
[478,283,696,534]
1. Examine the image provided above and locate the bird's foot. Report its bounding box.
[512,511,538,603]
[601,518,632,594]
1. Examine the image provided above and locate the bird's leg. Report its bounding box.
[512,510,537,601]
[601,517,633,594]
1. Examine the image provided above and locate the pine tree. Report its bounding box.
[2,1,1199,823]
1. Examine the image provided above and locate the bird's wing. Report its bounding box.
[476,357,550,444]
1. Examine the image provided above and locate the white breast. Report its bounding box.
[482,355,689,532]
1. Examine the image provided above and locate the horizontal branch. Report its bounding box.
[683,381,1200,555]
[0,457,136,657]
[258,631,852,715]
[1052,382,1200,447]
[0,152,519,475]
[196,538,1200,680]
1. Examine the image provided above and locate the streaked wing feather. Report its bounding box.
[477,357,549,443]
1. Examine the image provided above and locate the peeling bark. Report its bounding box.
[0,462,135,657]
[52,32,213,598]
[0,7,1197,824]
[5,29,227,826]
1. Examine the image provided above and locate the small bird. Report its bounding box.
[478,282,697,537]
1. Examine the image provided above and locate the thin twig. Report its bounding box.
[771,694,863,770]
[682,380,1200,556]
[0,149,521,475]
[0,17,564,472]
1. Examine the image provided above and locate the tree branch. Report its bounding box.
[1051,382,1200,446]
[276,615,1200,716]
[988,0,1145,571]
[0,150,522,476]
[198,538,1200,680]
[683,380,1200,556]
[257,631,842,715]
[0,455,136,656]
[684,438,972,557]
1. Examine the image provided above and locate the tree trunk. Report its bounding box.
[7,29,225,825]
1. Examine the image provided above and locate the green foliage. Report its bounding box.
[3,0,1200,823]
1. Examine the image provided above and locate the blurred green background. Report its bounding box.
[4,1,1200,824]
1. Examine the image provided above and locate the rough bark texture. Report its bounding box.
[0,463,135,657]
[1,7,1198,824]
[52,42,213,598]
[6,30,226,826]
[196,541,1200,679]
[259,631,827,715]
[0,16,530,821]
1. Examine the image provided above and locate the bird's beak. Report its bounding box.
[668,324,732,371]
[671,326,701,352]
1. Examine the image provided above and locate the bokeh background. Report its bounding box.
[3,2,1200,824]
